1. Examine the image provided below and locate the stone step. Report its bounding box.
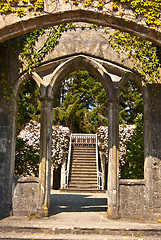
[71,168,97,172]
[72,152,96,155]
[72,155,96,158]
[69,178,97,183]
[72,163,96,166]
[69,179,97,183]
[69,176,97,181]
[72,157,96,160]
[67,187,99,191]
[72,150,96,153]
[69,183,98,186]
[71,169,97,172]
[72,163,96,167]
[72,158,96,161]
[72,151,96,154]
[70,174,97,178]
[72,160,96,164]
[0,225,160,240]
[71,154,96,161]
[60,189,106,193]
[71,171,96,174]
[71,160,96,164]
[68,183,98,188]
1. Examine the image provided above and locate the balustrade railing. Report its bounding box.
[72,133,96,145]
[64,133,104,189]
[64,134,72,188]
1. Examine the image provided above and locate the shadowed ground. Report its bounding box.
[50,190,107,215]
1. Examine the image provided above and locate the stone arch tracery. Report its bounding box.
[11,53,147,218]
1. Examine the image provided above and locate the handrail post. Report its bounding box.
[65,133,72,188]
[96,133,100,189]
[96,133,104,190]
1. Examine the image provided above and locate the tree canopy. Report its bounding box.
[53,70,108,133]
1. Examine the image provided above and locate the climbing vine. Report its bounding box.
[0,0,44,16]
[19,23,77,73]
[0,42,13,106]
[112,0,161,28]
[108,30,161,84]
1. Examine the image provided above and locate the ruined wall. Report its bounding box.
[0,110,12,217]
[0,89,15,217]
[12,177,39,216]
[119,180,145,219]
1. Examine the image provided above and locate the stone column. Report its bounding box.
[38,86,53,217]
[107,99,120,219]
[144,92,153,218]
[144,85,161,219]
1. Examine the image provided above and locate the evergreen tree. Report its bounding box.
[17,79,41,133]
[53,70,108,133]
[119,81,143,124]
[119,81,144,179]
[121,113,144,179]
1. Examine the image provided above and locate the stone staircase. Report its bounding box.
[67,145,98,191]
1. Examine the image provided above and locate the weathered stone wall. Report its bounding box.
[36,25,134,71]
[119,180,145,219]
[12,177,39,216]
[0,111,9,217]
[0,105,15,217]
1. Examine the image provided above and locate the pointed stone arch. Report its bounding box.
[49,55,114,99]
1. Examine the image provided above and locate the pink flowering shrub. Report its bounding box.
[18,120,40,149]
[52,125,70,167]
[97,125,135,172]
[15,120,70,176]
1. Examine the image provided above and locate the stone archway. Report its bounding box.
[31,54,134,219]
[0,8,161,46]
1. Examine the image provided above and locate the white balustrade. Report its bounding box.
[64,133,104,189]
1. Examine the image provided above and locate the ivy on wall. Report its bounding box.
[0,0,44,16]
[18,23,161,84]
[112,0,161,28]
[107,30,161,84]
[19,23,76,73]
[0,42,13,105]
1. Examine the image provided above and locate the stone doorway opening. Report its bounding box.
[49,68,109,216]
[50,69,108,192]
